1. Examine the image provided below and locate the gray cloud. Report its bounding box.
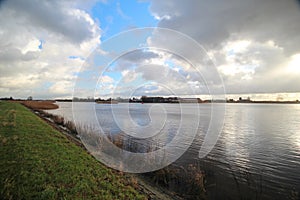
[0,48,39,63]
[148,0,300,94]
[123,50,160,63]
[1,0,99,44]
[150,0,300,54]
[108,49,161,72]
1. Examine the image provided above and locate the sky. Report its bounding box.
[0,0,300,100]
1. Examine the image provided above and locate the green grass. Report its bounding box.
[0,101,146,200]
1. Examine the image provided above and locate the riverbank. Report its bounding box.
[0,101,146,199]
[0,101,184,200]
[32,103,185,200]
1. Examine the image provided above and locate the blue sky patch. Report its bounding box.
[92,0,157,41]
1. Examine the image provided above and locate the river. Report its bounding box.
[47,102,300,200]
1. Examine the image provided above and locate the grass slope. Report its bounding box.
[0,101,146,200]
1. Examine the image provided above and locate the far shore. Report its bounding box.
[1,99,299,108]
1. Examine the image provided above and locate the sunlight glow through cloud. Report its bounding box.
[287,54,300,73]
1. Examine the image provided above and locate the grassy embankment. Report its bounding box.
[0,101,146,200]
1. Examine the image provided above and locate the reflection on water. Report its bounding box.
[48,102,300,200]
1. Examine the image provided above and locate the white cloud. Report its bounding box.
[223,40,251,55]
[99,47,212,97]
[121,70,138,83]
[99,75,114,83]
[49,80,75,95]
[21,39,41,54]
[0,0,101,98]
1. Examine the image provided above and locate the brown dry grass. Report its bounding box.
[21,100,59,110]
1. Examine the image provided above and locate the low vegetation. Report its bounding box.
[0,101,146,200]
[21,100,59,110]
[106,133,207,199]
[142,163,206,200]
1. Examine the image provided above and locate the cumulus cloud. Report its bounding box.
[0,0,101,98]
[2,0,299,99]
[97,48,211,98]
[148,0,300,94]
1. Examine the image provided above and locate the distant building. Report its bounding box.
[178,98,198,103]
[238,97,252,103]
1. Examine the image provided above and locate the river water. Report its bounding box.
[48,102,300,200]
